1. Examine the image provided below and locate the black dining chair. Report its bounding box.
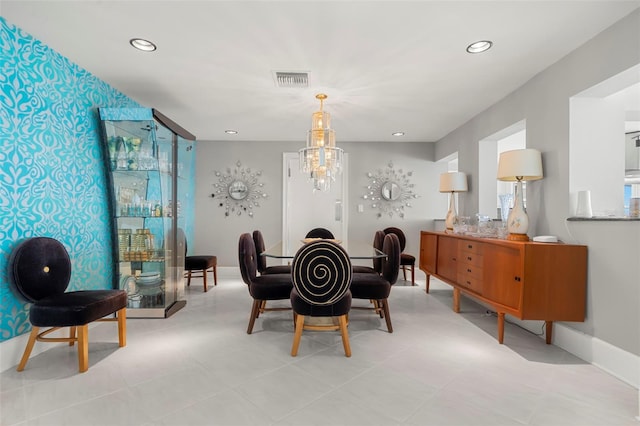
[352,230,385,274]
[9,237,127,372]
[383,227,415,285]
[290,239,352,357]
[350,233,401,333]
[305,228,335,239]
[238,233,293,334]
[184,241,217,292]
[252,230,291,275]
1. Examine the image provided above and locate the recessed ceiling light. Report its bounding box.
[129,38,157,52]
[392,132,405,137]
[466,40,493,54]
[224,130,238,135]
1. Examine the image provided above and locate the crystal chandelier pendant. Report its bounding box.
[299,94,343,191]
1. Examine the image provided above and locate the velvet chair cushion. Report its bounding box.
[349,273,391,300]
[381,233,401,285]
[249,275,294,300]
[383,227,406,252]
[9,237,72,302]
[305,228,335,239]
[30,290,127,327]
[400,253,416,267]
[290,289,352,316]
[253,230,291,275]
[291,240,351,306]
[185,255,216,270]
[9,237,127,328]
[238,233,258,285]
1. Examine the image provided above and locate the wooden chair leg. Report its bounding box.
[69,326,76,346]
[381,299,393,333]
[77,324,89,373]
[186,270,192,287]
[247,300,261,334]
[411,264,415,286]
[291,314,305,356]
[338,315,351,357]
[17,327,39,372]
[402,265,407,281]
[213,265,218,286]
[203,269,208,292]
[117,307,127,347]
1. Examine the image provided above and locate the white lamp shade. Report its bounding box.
[497,149,543,182]
[439,172,468,193]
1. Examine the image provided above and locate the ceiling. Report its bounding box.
[3,1,639,143]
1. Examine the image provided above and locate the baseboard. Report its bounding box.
[552,322,639,389]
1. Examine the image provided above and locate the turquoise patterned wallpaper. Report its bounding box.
[0,18,141,341]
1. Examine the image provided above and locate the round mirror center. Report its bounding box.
[381,181,401,201]
[229,180,248,200]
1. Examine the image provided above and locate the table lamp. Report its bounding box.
[439,172,468,231]
[497,149,543,241]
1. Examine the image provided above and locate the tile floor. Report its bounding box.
[1,276,638,426]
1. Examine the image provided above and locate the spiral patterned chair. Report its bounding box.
[352,230,385,274]
[9,237,127,372]
[290,240,353,357]
[350,233,401,333]
[383,227,415,285]
[305,228,335,239]
[252,230,291,275]
[238,233,293,334]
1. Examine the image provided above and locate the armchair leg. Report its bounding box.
[381,299,393,333]
[338,315,351,357]
[247,300,261,334]
[17,327,39,372]
[411,264,415,286]
[186,270,192,287]
[77,324,89,373]
[117,307,127,347]
[213,265,218,286]
[203,269,208,292]
[291,314,305,356]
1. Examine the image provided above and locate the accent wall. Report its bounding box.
[0,18,141,341]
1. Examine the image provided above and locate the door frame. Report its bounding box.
[282,152,349,256]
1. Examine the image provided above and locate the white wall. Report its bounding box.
[434,9,640,361]
[570,97,626,216]
[193,141,447,269]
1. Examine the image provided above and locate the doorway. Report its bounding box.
[282,152,349,256]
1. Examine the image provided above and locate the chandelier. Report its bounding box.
[299,93,344,191]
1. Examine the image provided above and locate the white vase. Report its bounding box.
[445,192,457,230]
[507,180,528,237]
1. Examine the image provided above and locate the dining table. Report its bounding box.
[261,239,386,260]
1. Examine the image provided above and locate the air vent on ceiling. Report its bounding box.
[274,71,309,88]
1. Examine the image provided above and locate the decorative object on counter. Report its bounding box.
[439,172,468,231]
[498,193,513,223]
[212,161,267,217]
[299,93,344,192]
[497,148,543,241]
[575,190,593,218]
[630,198,640,218]
[363,162,419,219]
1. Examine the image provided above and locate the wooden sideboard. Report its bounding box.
[419,231,587,344]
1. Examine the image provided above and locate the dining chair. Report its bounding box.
[252,230,292,275]
[352,230,385,274]
[383,227,415,285]
[184,241,217,292]
[238,233,293,334]
[305,228,335,239]
[290,239,352,357]
[350,233,401,333]
[9,237,127,372]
